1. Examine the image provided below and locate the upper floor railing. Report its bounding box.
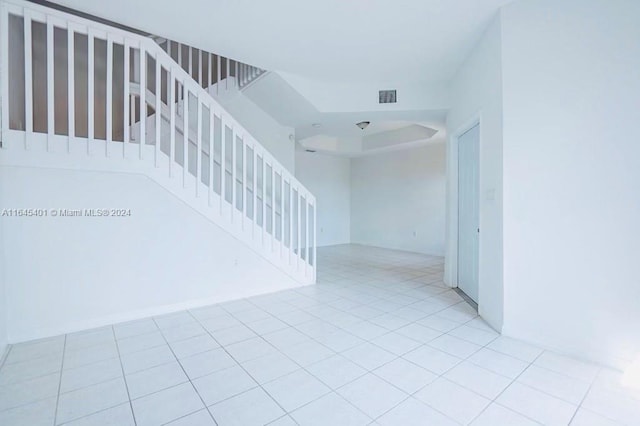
[154,37,266,92]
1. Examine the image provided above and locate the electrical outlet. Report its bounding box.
[234,259,239,266]
[412,231,417,237]
[320,227,324,233]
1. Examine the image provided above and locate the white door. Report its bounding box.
[458,123,480,303]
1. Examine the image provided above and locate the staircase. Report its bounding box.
[153,37,266,93]
[0,0,316,284]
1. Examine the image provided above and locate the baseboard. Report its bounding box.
[315,242,351,248]
[500,327,626,372]
[349,242,446,258]
[8,281,310,345]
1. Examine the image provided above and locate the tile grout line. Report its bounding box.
[3,259,412,422]
[218,293,412,423]
[307,257,455,421]
[201,289,431,422]
[365,316,505,424]
[0,340,119,392]
[337,298,540,424]
[52,334,67,426]
[332,280,604,423]
[308,271,596,396]
[0,343,12,370]
[6,248,620,426]
[0,341,85,416]
[477,344,604,407]
[467,351,547,425]
[185,309,309,424]
[202,267,468,423]
[149,316,219,426]
[567,365,602,425]
[372,272,586,423]
[111,325,138,426]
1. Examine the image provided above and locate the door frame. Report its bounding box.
[445,113,482,305]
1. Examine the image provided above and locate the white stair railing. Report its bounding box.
[155,37,266,92]
[0,0,316,283]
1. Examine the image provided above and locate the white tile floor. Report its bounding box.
[1,244,639,425]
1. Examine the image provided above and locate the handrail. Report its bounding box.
[0,0,312,201]
[0,0,317,280]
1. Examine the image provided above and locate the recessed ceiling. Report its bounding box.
[298,122,443,157]
[238,72,444,128]
[364,125,438,150]
[49,0,514,84]
[295,112,447,141]
[240,71,447,156]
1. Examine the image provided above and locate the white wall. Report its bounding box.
[445,15,504,331]
[0,166,300,343]
[500,0,640,368]
[0,221,7,358]
[295,150,350,247]
[350,143,446,256]
[221,90,296,173]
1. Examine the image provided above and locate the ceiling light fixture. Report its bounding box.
[312,123,322,128]
[356,121,370,130]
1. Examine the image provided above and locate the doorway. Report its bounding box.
[457,123,480,303]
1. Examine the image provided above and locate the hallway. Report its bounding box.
[0,245,637,425]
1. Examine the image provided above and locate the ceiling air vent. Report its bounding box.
[379,90,397,104]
